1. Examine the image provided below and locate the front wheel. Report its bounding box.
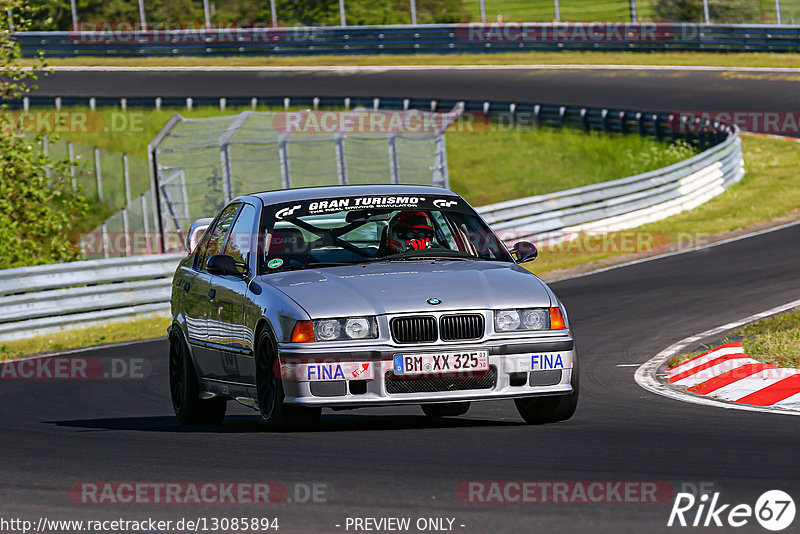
[255,329,320,430]
[421,402,471,417]
[515,360,579,425]
[169,329,226,425]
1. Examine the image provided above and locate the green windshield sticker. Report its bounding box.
[267,258,284,269]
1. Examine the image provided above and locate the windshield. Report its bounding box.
[257,194,512,274]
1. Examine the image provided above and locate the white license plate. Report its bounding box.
[392,351,489,376]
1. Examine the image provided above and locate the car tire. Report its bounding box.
[514,357,579,425]
[169,329,227,425]
[255,328,321,431]
[421,402,471,417]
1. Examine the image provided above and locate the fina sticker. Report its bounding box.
[267,258,283,269]
[532,353,565,370]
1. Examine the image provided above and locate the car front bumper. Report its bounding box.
[277,335,576,407]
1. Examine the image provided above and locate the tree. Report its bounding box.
[0,1,88,268]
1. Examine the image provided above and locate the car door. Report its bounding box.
[207,203,258,384]
[191,202,241,380]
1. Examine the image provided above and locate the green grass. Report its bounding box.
[734,308,800,367]
[0,316,171,361]
[447,127,696,206]
[20,51,800,68]
[529,133,800,275]
[669,308,800,369]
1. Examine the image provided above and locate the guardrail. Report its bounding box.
[0,95,743,340]
[0,254,183,341]
[13,23,800,57]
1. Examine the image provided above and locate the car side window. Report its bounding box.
[198,203,240,271]
[224,204,257,265]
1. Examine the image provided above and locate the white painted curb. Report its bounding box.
[635,298,800,416]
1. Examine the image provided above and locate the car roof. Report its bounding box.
[244,184,459,206]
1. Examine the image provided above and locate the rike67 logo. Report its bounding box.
[668,490,795,531]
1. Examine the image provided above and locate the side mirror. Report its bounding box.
[207,254,246,278]
[511,241,538,263]
[187,217,214,252]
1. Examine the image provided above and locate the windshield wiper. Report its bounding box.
[273,261,363,272]
[376,251,479,262]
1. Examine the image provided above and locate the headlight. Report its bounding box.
[521,309,548,330]
[494,308,565,332]
[292,317,378,342]
[494,310,521,331]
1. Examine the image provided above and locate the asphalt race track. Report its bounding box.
[30,66,800,114]
[3,67,800,533]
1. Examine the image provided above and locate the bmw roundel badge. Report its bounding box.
[427,297,442,305]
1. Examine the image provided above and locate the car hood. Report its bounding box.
[259,260,553,317]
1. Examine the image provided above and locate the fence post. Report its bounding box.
[94,147,103,201]
[122,207,131,256]
[775,0,783,24]
[433,133,449,189]
[220,145,233,202]
[67,141,76,191]
[137,0,147,31]
[702,0,710,23]
[270,0,278,27]
[554,0,561,22]
[335,134,348,185]
[70,0,78,29]
[339,0,346,26]
[278,140,291,189]
[388,135,400,184]
[216,110,251,202]
[141,195,152,253]
[180,170,191,223]
[123,154,132,206]
[101,223,110,259]
[410,0,417,25]
[203,0,212,29]
[121,154,132,255]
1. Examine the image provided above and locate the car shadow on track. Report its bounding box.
[47,413,525,433]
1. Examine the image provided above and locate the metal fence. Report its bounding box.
[38,137,150,211]
[144,107,458,254]
[13,23,800,57]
